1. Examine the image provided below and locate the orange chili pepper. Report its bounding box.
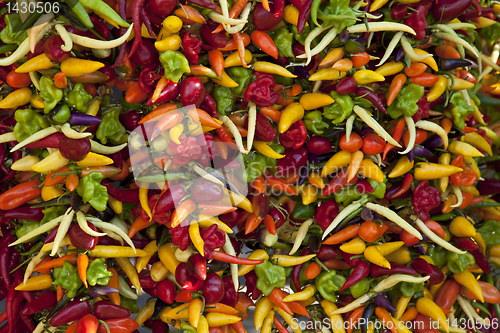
[208,50,225,78]
[77,254,89,288]
[57,285,65,302]
[269,288,293,316]
[214,136,229,159]
[411,73,440,87]
[45,166,70,187]
[34,254,77,272]
[66,174,79,192]
[265,175,297,195]
[151,76,168,104]
[251,31,278,59]
[347,307,365,333]
[65,320,78,333]
[205,303,239,315]
[375,307,397,333]
[138,103,178,124]
[404,63,427,77]
[435,45,460,59]
[106,268,120,306]
[323,224,361,245]
[386,74,407,106]
[441,118,453,134]
[260,107,281,122]
[189,108,221,129]
[174,6,206,24]
[218,33,251,52]
[305,262,322,279]
[198,204,237,216]
[245,213,262,234]
[54,72,68,89]
[170,199,196,228]
[128,216,156,238]
[151,111,184,140]
[383,117,406,159]
[252,175,266,194]
[233,32,249,68]
[351,52,370,68]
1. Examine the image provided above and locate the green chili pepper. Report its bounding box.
[86,258,113,286]
[400,281,424,297]
[446,251,475,273]
[387,83,424,119]
[304,111,331,136]
[13,108,49,142]
[79,0,130,27]
[53,261,83,298]
[255,260,287,296]
[96,108,127,145]
[292,200,316,219]
[16,221,40,242]
[242,151,267,183]
[39,77,64,114]
[323,92,353,124]
[63,0,94,28]
[368,178,386,199]
[65,83,92,113]
[41,206,67,225]
[159,50,191,83]
[350,277,371,298]
[181,323,198,333]
[334,186,362,206]
[430,213,454,222]
[13,12,42,36]
[52,105,72,124]
[0,44,17,55]
[120,296,139,314]
[0,14,28,45]
[311,0,323,26]
[316,271,346,302]
[268,27,294,58]
[480,22,500,46]
[427,246,447,269]
[443,92,475,130]
[227,67,252,96]
[76,171,109,212]
[274,75,295,86]
[478,220,500,246]
[212,86,234,116]
[20,241,44,256]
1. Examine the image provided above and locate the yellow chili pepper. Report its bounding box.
[138,186,153,221]
[159,243,181,275]
[321,151,352,177]
[0,87,32,109]
[206,313,241,327]
[319,48,345,68]
[15,274,53,291]
[309,68,346,81]
[135,300,156,326]
[225,50,253,68]
[32,150,69,174]
[238,249,270,276]
[364,246,391,269]
[198,315,209,333]
[395,296,412,320]
[449,216,476,237]
[154,35,182,51]
[282,285,317,302]
[427,75,447,102]
[89,245,151,258]
[271,254,316,266]
[301,184,318,205]
[254,61,296,78]
[438,153,451,192]
[254,296,273,330]
[370,0,389,11]
[279,102,305,133]
[388,156,414,178]
[211,70,239,88]
[448,141,484,157]
[11,155,39,171]
[299,93,335,110]
[136,241,158,273]
[462,132,493,156]
[41,186,65,201]
[385,246,411,264]
[412,49,438,71]
[414,162,462,180]
[353,70,385,85]
[188,298,203,328]
[116,257,142,295]
[358,159,384,182]
[375,61,404,76]
[163,15,183,33]
[16,54,53,73]
[76,152,114,167]
[169,123,184,144]
[253,141,285,158]
[321,300,346,333]
[340,237,366,254]
[283,5,303,25]
[150,261,169,282]
[60,58,105,77]
[260,310,275,333]
[447,77,475,91]
[198,215,233,233]
[226,190,253,213]
[30,94,45,109]
[308,173,325,188]
[162,304,189,320]
[273,306,302,333]
[376,241,404,256]
[189,222,205,256]
[416,297,448,331]
[454,269,485,302]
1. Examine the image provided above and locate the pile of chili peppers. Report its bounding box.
[2,0,500,332]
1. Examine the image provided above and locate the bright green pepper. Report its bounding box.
[368,177,386,199]
[443,92,475,130]
[227,67,252,96]
[52,105,71,124]
[478,220,500,246]
[77,171,109,211]
[317,0,357,32]
[292,200,316,219]
[120,296,139,314]
[86,257,112,286]
[292,25,311,45]
[350,277,371,298]
[269,26,294,58]
[481,22,500,46]
[16,221,40,242]
[13,108,49,142]
[304,111,330,136]
[265,144,285,175]
[400,281,424,297]
[39,77,64,114]
[181,323,198,333]
[334,186,362,206]
[316,271,347,302]
[428,246,447,269]
[387,83,424,119]
[53,261,83,298]
[242,151,267,182]
[96,108,127,145]
[65,83,92,112]
[255,260,287,296]
[41,206,67,225]
[212,86,234,116]
[159,50,191,83]
[0,14,28,45]
[446,251,475,273]
[323,91,353,124]
[274,75,295,86]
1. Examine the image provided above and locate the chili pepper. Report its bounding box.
[370,264,418,278]
[339,261,370,291]
[101,180,140,203]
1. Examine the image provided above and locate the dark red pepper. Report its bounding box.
[199,93,217,117]
[314,199,339,231]
[244,271,261,300]
[317,245,338,261]
[182,32,202,65]
[187,253,207,281]
[391,5,407,20]
[433,0,471,22]
[170,225,190,251]
[279,120,307,150]
[221,275,239,307]
[22,290,57,315]
[341,251,363,268]
[138,276,157,289]
[423,264,445,285]
[146,80,179,106]
[94,301,132,320]
[0,234,14,289]
[412,95,430,122]
[453,237,478,250]
[412,181,440,221]
[49,298,92,327]
[370,264,418,278]
[292,248,312,291]
[404,6,428,40]
[3,206,44,222]
[101,180,140,203]
[410,258,434,275]
[355,87,387,114]
[340,261,370,291]
[297,0,313,34]
[469,248,490,274]
[200,224,226,260]
[253,113,277,142]
[243,72,278,107]
[322,168,358,196]
[276,147,308,176]
[24,133,64,149]
[356,180,374,194]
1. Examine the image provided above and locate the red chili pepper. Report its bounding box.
[201,225,226,260]
[469,248,491,274]
[434,279,461,310]
[101,180,140,203]
[314,199,339,231]
[410,258,434,275]
[94,301,132,320]
[211,251,264,265]
[0,234,15,289]
[404,5,428,40]
[1,150,21,182]
[49,298,92,327]
[0,180,41,211]
[355,87,388,114]
[19,311,35,332]
[297,0,313,34]
[145,80,179,106]
[3,206,44,222]
[175,290,193,303]
[97,317,139,333]
[183,32,202,65]
[341,250,363,268]
[390,174,414,199]
[22,290,57,315]
[279,120,307,150]
[243,72,278,107]
[24,132,64,149]
[292,248,312,291]
[322,168,358,196]
[340,261,370,291]
[370,264,419,278]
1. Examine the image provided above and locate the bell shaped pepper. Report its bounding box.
[96,108,127,145]
[212,86,234,115]
[303,111,330,135]
[444,92,475,130]
[39,76,64,114]
[446,251,475,273]
[477,220,500,246]
[427,246,447,269]
[323,91,353,124]
[53,260,83,298]
[227,67,253,96]
[16,221,40,241]
[368,178,386,199]
[87,258,113,286]
[51,105,71,124]
[268,27,294,58]
[400,281,424,297]
[255,260,286,296]
[350,277,371,298]
[317,0,356,32]
[76,171,109,211]
[242,151,267,183]
[334,186,362,206]
[13,108,49,142]
[387,83,424,119]
[65,83,92,113]
[315,271,346,302]
[160,50,191,83]
[41,206,66,224]
[292,200,316,220]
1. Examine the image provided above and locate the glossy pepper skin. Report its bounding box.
[387,83,424,119]
[255,260,286,296]
[303,111,331,136]
[323,91,353,123]
[96,108,127,145]
[314,199,339,231]
[49,298,92,327]
[212,86,234,115]
[244,72,279,107]
[227,67,253,96]
[412,181,440,221]
[39,76,64,114]
[65,83,93,112]
[182,32,202,65]
[404,6,428,40]
[13,109,49,142]
[315,271,346,302]
[160,50,191,83]
[53,261,83,298]
[87,258,113,286]
[446,251,475,273]
[444,92,475,130]
[94,301,132,320]
[76,171,109,211]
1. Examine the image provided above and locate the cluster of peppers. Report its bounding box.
[1,0,500,332]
